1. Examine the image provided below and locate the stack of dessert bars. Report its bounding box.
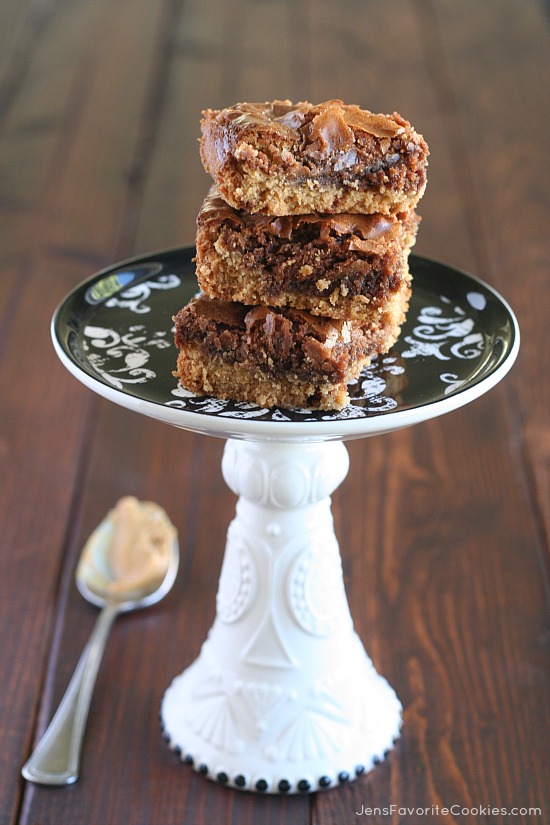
[173,99,428,411]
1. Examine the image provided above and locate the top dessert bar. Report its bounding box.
[200,99,428,216]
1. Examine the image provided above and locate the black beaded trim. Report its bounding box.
[160,718,398,793]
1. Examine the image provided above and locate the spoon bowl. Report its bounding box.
[22,497,179,786]
[75,499,179,612]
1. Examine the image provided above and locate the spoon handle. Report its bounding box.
[22,603,120,785]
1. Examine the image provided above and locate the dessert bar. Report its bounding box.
[173,290,410,411]
[196,188,419,321]
[200,99,428,216]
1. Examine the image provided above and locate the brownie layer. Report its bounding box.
[200,99,429,216]
[196,189,419,320]
[173,290,409,410]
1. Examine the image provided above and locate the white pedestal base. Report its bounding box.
[161,439,402,793]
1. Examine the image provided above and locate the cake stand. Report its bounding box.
[52,248,519,794]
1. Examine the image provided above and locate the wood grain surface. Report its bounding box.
[0,1,548,824]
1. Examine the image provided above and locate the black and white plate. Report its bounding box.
[52,248,519,441]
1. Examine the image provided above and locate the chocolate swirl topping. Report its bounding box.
[199,188,409,245]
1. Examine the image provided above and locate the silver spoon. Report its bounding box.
[22,496,179,786]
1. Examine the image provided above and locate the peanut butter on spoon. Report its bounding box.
[78,496,177,601]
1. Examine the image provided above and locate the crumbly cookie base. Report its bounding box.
[196,239,411,322]
[217,169,425,217]
[176,347,370,411]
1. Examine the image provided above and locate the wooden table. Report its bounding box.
[1,1,549,823]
